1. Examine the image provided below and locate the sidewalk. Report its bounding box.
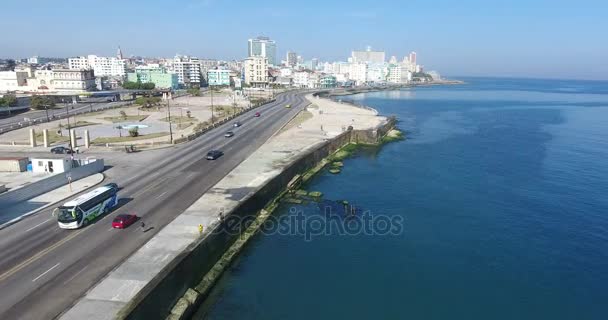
[0,173,105,229]
[60,95,387,320]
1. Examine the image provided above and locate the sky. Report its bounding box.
[1,0,607,80]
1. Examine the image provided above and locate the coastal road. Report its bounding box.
[0,91,309,320]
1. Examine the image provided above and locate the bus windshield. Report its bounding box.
[57,206,81,223]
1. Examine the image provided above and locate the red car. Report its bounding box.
[112,214,138,229]
[254,112,261,117]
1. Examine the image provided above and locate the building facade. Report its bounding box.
[243,56,268,87]
[286,51,297,67]
[0,71,29,92]
[68,55,126,77]
[248,36,277,66]
[170,55,202,87]
[351,47,386,64]
[320,75,337,88]
[127,66,178,89]
[207,68,231,86]
[29,69,96,92]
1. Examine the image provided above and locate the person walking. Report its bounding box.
[140,221,146,232]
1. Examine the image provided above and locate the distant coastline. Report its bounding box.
[325,79,465,97]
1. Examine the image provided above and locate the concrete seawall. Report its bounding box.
[61,92,396,320]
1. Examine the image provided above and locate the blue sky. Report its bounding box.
[2,0,607,79]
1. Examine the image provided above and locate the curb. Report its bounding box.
[0,173,106,231]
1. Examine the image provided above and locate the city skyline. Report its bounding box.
[1,0,607,80]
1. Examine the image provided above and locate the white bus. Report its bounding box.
[55,185,118,229]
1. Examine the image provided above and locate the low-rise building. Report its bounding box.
[127,66,179,89]
[29,69,96,92]
[207,68,231,86]
[293,71,310,88]
[320,75,337,88]
[0,70,29,92]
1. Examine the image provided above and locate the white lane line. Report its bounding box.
[25,218,51,232]
[155,191,168,199]
[63,266,87,285]
[187,172,197,179]
[32,263,60,282]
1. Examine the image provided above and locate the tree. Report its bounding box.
[119,110,127,120]
[0,94,18,107]
[187,87,201,96]
[123,81,155,90]
[141,82,155,90]
[128,126,139,137]
[30,95,55,110]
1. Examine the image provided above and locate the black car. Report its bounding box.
[206,150,224,160]
[233,121,241,127]
[50,146,74,154]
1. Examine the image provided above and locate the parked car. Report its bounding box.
[50,146,74,154]
[254,112,261,117]
[112,214,138,229]
[206,150,224,160]
[234,121,241,127]
[285,104,291,108]
[224,131,235,138]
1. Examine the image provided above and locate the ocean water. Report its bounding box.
[196,78,608,320]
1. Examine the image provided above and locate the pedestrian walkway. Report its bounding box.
[0,173,105,229]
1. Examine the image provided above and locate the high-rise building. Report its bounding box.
[117,46,123,60]
[409,51,417,65]
[169,55,202,87]
[351,47,385,64]
[248,36,277,66]
[243,56,268,87]
[68,55,126,77]
[286,51,297,67]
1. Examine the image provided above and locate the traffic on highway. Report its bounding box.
[0,90,309,319]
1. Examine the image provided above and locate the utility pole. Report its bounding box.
[167,96,173,143]
[210,85,214,124]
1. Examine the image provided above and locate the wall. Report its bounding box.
[0,159,104,209]
[0,157,28,172]
[118,121,395,319]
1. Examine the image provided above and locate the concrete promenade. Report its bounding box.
[61,94,388,320]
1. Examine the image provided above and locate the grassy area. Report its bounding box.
[35,130,70,144]
[102,115,148,123]
[159,116,197,130]
[91,132,169,144]
[278,110,313,134]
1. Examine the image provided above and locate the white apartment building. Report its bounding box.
[351,47,385,64]
[170,55,202,87]
[349,62,368,85]
[367,63,388,83]
[279,68,293,77]
[68,55,126,77]
[387,64,412,84]
[243,56,268,87]
[293,71,310,88]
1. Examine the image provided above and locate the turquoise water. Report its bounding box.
[197,78,608,319]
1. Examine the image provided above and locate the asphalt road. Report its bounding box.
[0,90,309,320]
[0,100,130,133]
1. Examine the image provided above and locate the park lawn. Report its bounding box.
[91,132,170,144]
[102,115,149,123]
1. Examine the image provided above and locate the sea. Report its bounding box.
[195,78,608,320]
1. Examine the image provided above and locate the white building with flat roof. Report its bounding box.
[28,69,96,92]
[68,55,126,77]
[351,47,385,64]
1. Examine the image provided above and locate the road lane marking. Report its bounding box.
[155,191,168,199]
[25,218,52,232]
[32,263,60,282]
[63,266,87,285]
[0,229,85,283]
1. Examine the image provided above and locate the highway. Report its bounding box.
[0,90,309,319]
[0,99,130,133]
